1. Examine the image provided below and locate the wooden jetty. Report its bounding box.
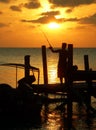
[18,44,96,129]
[38,44,96,129]
[0,45,96,129]
[17,45,96,129]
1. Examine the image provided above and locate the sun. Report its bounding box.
[48,22,60,29]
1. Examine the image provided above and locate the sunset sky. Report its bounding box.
[0,0,96,47]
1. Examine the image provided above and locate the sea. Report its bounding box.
[0,47,96,130]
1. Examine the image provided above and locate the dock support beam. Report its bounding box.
[42,45,49,120]
[84,55,89,71]
[24,55,30,78]
[84,55,91,112]
[42,46,48,85]
[67,44,73,129]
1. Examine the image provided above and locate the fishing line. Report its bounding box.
[38,27,53,47]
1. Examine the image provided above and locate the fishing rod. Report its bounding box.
[38,28,53,48]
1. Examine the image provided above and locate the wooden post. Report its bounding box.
[67,44,73,129]
[42,45,48,118]
[42,46,48,85]
[24,55,30,78]
[84,55,91,112]
[84,55,89,71]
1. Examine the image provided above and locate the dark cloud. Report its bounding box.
[21,11,78,24]
[65,18,79,22]
[21,9,96,27]
[21,13,96,26]
[48,0,96,7]
[0,0,11,3]
[10,5,22,12]
[64,13,96,26]
[65,8,73,13]
[21,10,62,24]
[59,13,96,26]
[0,23,9,28]
[24,0,41,9]
[41,10,60,16]
[79,13,96,25]
[21,15,56,24]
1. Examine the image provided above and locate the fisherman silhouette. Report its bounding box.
[49,43,68,84]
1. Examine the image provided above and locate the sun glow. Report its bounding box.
[48,22,60,29]
[48,67,57,83]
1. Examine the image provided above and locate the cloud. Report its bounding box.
[63,13,96,26]
[21,13,78,24]
[21,9,96,27]
[0,23,9,28]
[65,8,73,13]
[48,0,96,7]
[10,5,22,12]
[79,13,96,25]
[41,10,60,16]
[21,11,62,24]
[21,15,56,24]
[24,0,41,9]
[0,0,11,3]
[65,18,79,22]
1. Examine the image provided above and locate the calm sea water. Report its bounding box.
[0,47,96,129]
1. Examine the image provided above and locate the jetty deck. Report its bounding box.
[32,82,96,94]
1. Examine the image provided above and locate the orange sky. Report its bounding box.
[0,0,96,47]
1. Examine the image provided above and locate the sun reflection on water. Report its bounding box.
[48,65,58,84]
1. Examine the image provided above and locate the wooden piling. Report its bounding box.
[24,55,30,78]
[84,55,89,71]
[84,55,91,111]
[67,44,73,129]
[42,46,48,85]
[42,45,49,117]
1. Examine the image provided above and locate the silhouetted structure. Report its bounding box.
[0,45,96,130]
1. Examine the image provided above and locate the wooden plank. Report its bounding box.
[72,70,96,81]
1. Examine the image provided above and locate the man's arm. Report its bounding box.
[49,46,59,53]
